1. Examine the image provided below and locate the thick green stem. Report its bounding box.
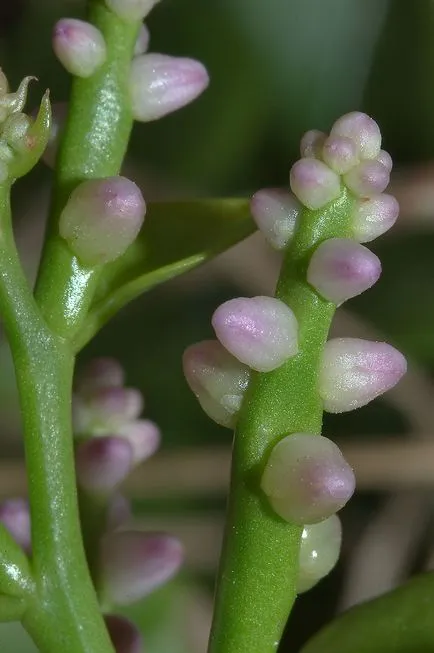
[35,0,139,338]
[208,188,355,653]
[0,186,113,651]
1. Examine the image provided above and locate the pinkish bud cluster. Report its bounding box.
[73,357,160,495]
[59,176,145,266]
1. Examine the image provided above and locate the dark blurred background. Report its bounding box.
[2,0,434,651]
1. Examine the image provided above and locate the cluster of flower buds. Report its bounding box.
[52,0,208,129]
[184,112,407,594]
[72,357,183,631]
[0,69,51,182]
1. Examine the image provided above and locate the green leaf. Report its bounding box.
[301,573,434,653]
[75,198,255,348]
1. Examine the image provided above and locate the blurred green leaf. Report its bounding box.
[76,199,254,347]
[301,573,434,653]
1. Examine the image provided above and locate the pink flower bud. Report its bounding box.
[105,614,143,653]
[134,24,150,55]
[130,54,209,122]
[352,194,399,243]
[183,340,250,428]
[344,160,390,198]
[73,387,144,436]
[212,296,298,373]
[118,419,160,464]
[290,158,341,210]
[100,531,183,605]
[261,433,355,524]
[105,0,160,21]
[300,130,326,159]
[376,149,392,172]
[59,176,145,266]
[319,338,407,413]
[76,437,134,494]
[53,19,106,78]
[307,238,381,305]
[250,188,300,250]
[75,357,125,397]
[0,499,31,552]
[321,135,359,175]
[330,112,381,160]
[297,515,342,593]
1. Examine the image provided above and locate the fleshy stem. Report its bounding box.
[7,0,140,650]
[208,187,354,653]
[0,185,113,652]
[35,0,139,339]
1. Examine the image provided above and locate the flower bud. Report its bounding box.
[352,194,399,243]
[319,338,407,413]
[75,357,125,397]
[100,531,183,605]
[344,160,390,198]
[73,387,144,436]
[105,614,143,653]
[300,130,326,159]
[321,135,359,175]
[250,188,300,250]
[0,69,8,97]
[0,499,31,552]
[261,433,355,525]
[76,436,134,494]
[130,54,209,122]
[106,0,160,21]
[212,296,298,373]
[307,238,381,305]
[134,24,150,55]
[183,340,250,428]
[53,19,106,78]
[297,515,342,593]
[290,158,341,210]
[377,149,392,172]
[118,419,160,464]
[330,112,381,160]
[59,176,145,266]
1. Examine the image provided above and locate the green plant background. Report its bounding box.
[0,0,433,651]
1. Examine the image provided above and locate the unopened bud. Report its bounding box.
[300,130,326,159]
[344,160,390,198]
[130,54,209,122]
[59,176,145,266]
[261,433,355,524]
[183,340,250,428]
[330,112,381,160]
[319,338,407,413]
[105,614,144,653]
[134,24,150,55]
[250,188,300,250]
[307,238,381,305]
[321,135,359,175]
[100,531,183,605]
[53,19,106,78]
[212,296,298,373]
[0,499,31,553]
[297,515,342,593]
[290,158,341,210]
[76,436,133,494]
[73,386,143,436]
[352,194,399,243]
[75,357,125,397]
[118,419,160,464]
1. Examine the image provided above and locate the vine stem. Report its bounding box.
[0,185,113,652]
[207,188,354,653]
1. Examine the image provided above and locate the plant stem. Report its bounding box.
[208,188,354,653]
[0,185,113,652]
[35,0,139,338]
